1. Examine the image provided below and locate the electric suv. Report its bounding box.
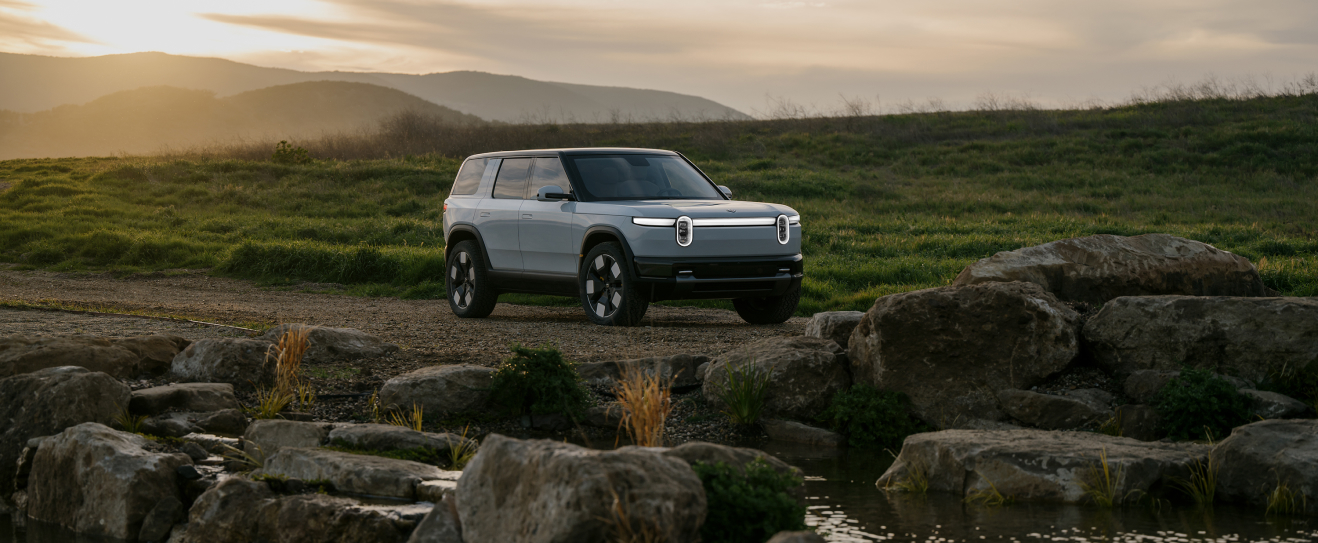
[441,148,803,326]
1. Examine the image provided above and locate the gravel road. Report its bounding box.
[0,267,806,366]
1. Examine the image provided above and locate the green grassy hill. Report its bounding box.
[1,92,1314,315]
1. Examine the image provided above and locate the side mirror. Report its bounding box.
[717,185,733,198]
[537,185,575,202]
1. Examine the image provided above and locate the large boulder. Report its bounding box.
[243,419,334,458]
[660,441,800,478]
[111,334,192,375]
[379,364,495,417]
[0,336,137,378]
[170,338,276,390]
[183,477,428,543]
[261,447,454,500]
[578,353,710,390]
[848,282,1080,425]
[26,423,191,540]
[144,409,248,439]
[804,311,865,349]
[876,429,1209,503]
[1213,419,1318,515]
[761,419,844,448]
[130,383,241,416]
[1084,296,1318,383]
[0,366,129,509]
[1240,389,1312,419]
[702,336,850,420]
[261,324,399,363]
[458,434,706,543]
[996,389,1112,430]
[1123,369,1250,404]
[407,492,462,543]
[328,423,477,464]
[951,233,1268,305]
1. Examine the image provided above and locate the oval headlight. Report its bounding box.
[776,215,789,244]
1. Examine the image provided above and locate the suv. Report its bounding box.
[441,148,802,326]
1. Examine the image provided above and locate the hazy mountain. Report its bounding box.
[0,52,751,123]
[0,81,482,159]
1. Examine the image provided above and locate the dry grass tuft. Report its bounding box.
[881,457,929,495]
[1266,477,1307,516]
[613,363,676,447]
[268,325,311,398]
[447,424,479,470]
[602,485,667,543]
[964,472,1014,507]
[1174,454,1219,506]
[388,402,424,432]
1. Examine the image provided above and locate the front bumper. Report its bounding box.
[633,254,803,301]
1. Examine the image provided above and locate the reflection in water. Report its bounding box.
[4,438,1316,543]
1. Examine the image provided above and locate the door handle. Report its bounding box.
[522,214,533,219]
[479,211,490,217]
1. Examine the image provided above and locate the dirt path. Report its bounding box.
[0,269,805,365]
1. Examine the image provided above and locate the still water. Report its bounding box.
[4,439,1315,542]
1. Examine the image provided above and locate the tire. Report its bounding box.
[446,240,498,318]
[579,242,648,326]
[733,282,801,324]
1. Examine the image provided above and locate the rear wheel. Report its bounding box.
[580,242,648,326]
[733,282,800,324]
[446,240,498,318]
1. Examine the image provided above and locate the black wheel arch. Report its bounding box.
[579,225,639,276]
[445,224,494,271]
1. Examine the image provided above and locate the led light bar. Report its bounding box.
[632,217,677,227]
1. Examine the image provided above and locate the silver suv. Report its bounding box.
[442,148,802,326]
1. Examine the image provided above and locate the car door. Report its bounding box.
[475,157,531,271]
[519,156,577,275]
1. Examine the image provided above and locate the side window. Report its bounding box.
[528,157,572,197]
[492,158,532,199]
[449,158,486,196]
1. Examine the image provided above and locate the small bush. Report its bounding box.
[819,385,929,449]
[1154,368,1252,441]
[712,362,772,425]
[272,141,311,164]
[694,459,806,543]
[489,344,591,419]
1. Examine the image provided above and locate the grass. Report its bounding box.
[1,90,1316,314]
[1078,448,1140,508]
[388,403,425,432]
[712,362,773,425]
[603,485,667,543]
[1174,455,1219,506]
[881,458,929,495]
[964,472,1014,507]
[613,362,676,447]
[447,425,478,470]
[247,387,294,420]
[113,403,146,433]
[1265,478,1306,516]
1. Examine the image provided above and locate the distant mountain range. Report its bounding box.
[0,52,749,123]
[0,81,483,159]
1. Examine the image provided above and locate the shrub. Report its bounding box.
[694,459,806,543]
[272,141,311,164]
[819,384,929,449]
[1154,368,1252,441]
[489,344,591,419]
[711,362,772,425]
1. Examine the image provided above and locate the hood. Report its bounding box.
[577,199,797,219]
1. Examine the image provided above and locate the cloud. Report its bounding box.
[0,1,96,51]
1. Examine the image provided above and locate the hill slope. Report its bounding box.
[0,52,750,122]
[0,81,481,159]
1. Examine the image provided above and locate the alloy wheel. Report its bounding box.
[585,254,624,318]
[449,251,477,309]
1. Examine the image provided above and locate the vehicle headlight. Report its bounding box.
[632,217,677,227]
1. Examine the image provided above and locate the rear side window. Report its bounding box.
[529,157,572,197]
[492,158,532,199]
[450,158,487,196]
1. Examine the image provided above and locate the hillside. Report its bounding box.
[0,52,751,123]
[0,81,481,159]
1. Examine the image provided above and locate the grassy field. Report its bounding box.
[1,91,1316,316]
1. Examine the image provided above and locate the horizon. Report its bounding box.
[3,0,1316,115]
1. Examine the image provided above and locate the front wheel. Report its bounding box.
[446,240,498,318]
[579,242,648,326]
[732,282,800,324]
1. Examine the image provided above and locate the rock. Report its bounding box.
[261,447,450,500]
[139,496,185,543]
[261,324,399,363]
[181,433,241,455]
[130,383,241,416]
[328,423,477,463]
[195,409,249,437]
[379,364,496,417]
[876,429,1208,503]
[1213,420,1318,515]
[804,310,865,349]
[578,353,710,389]
[27,423,191,540]
[703,336,851,420]
[761,419,844,447]
[416,478,461,503]
[849,282,1080,425]
[408,492,463,543]
[13,437,42,491]
[183,477,277,543]
[144,412,202,438]
[1240,389,1312,419]
[0,335,139,378]
[583,404,627,429]
[1084,296,1318,383]
[0,366,129,508]
[243,419,333,458]
[997,390,1111,430]
[181,442,210,462]
[951,233,1268,305]
[458,434,706,543]
[1066,388,1115,411]
[1123,369,1250,404]
[661,441,800,478]
[767,531,827,543]
[113,335,191,375]
[177,465,202,480]
[1115,404,1161,441]
[170,338,277,390]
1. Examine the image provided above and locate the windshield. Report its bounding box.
[565,155,724,201]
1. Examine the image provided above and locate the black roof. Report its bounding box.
[467,147,679,159]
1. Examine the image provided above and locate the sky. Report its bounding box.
[3,0,1316,115]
